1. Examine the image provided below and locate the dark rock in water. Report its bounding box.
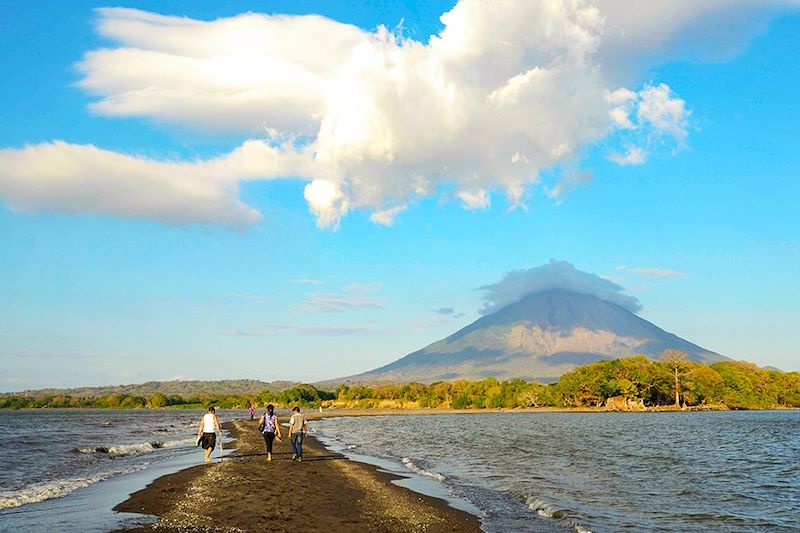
[333,289,728,384]
[150,441,164,449]
[95,446,110,454]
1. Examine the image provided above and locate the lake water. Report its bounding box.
[1,409,797,532]
[313,411,800,532]
[0,409,238,531]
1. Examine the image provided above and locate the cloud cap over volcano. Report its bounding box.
[479,260,641,315]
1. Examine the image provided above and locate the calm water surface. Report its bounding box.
[314,411,800,532]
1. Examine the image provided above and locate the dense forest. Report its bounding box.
[2,355,799,411]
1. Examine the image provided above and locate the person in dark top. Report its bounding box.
[258,404,282,461]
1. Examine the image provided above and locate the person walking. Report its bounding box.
[249,404,256,421]
[288,406,307,461]
[197,406,221,463]
[258,403,282,461]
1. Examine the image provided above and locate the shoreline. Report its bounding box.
[115,417,481,532]
[8,404,799,413]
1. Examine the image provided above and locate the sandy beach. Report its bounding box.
[115,416,480,532]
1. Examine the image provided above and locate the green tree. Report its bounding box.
[554,363,605,407]
[683,364,724,405]
[149,392,168,408]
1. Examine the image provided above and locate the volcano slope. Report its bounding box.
[345,289,726,384]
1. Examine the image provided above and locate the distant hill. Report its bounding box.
[334,289,728,385]
[3,379,298,398]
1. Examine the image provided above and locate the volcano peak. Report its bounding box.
[341,288,726,384]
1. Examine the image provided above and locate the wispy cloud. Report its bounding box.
[149,299,216,313]
[227,291,270,304]
[616,265,687,278]
[409,317,446,330]
[409,308,466,330]
[434,307,465,318]
[608,146,647,166]
[295,292,385,313]
[291,278,325,286]
[342,282,381,294]
[150,299,193,306]
[295,283,385,313]
[230,324,381,337]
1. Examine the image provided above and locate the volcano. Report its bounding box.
[344,289,727,384]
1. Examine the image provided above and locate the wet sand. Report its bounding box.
[116,417,481,532]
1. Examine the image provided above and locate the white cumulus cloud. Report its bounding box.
[0,140,308,227]
[1,1,796,228]
[637,84,691,144]
[609,146,647,166]
[457,188,491,210]
[479,260,642,314]
[369,204,407,226]
[78,8,366,135]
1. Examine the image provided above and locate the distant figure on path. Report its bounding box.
[197,406,221,463]
[288,406,308,461]
[258,403,282,461]
[249,404,256,420]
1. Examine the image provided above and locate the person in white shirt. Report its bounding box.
[196,406,221,463]
[288,406,308,461]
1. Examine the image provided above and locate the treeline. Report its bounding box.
[551,356,800,409]
[331,358,800,410]
[0,384,334,410]
[2,379,296,400]
[3,357,799,411]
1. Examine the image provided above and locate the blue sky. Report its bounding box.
[1,1,798,390]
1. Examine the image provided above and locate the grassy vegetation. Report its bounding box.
[2,356,798,411]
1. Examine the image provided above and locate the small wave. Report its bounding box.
[0,464,146,510]
[527,497,565,519]
[525,496,591,533]
[74,437,194,457]
[346,444,358,450]
[401,457,446,482]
